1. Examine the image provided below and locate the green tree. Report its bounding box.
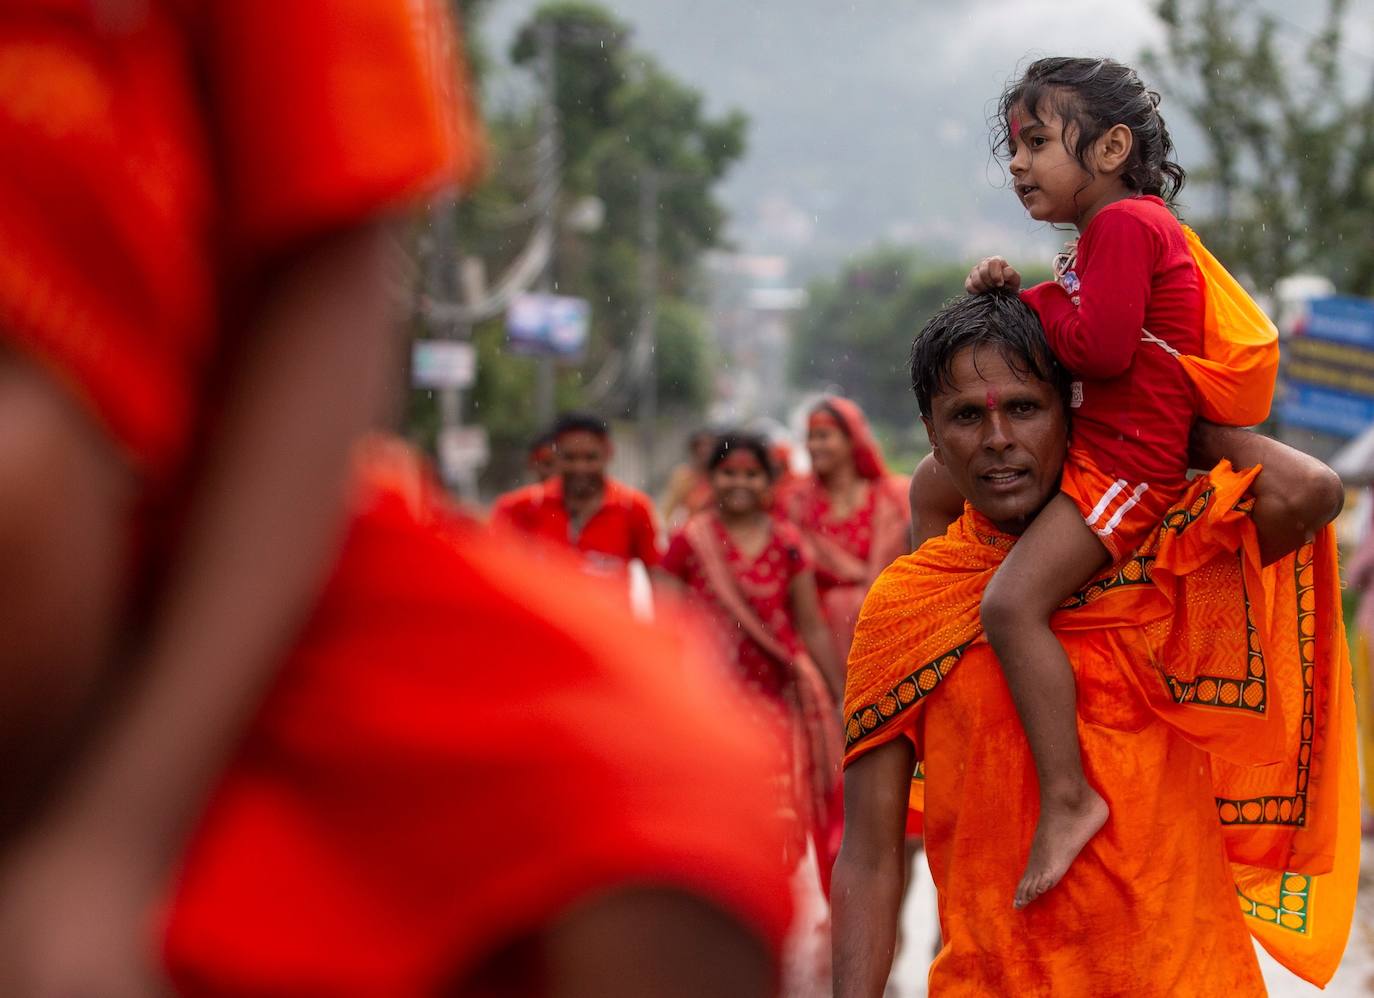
[1146,0,1374,293]
[413,2,748,488]
[511,3,746,391]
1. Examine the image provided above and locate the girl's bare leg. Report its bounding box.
[980,493,1110,908]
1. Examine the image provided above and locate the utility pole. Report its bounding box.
[636,167,660,487]
[534,18,560,428]
[426,199,478,499]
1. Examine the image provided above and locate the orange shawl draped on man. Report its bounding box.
[783,396,910,655]
[844,461,1358,993]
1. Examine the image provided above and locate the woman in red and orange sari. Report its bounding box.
[660,433,843,868]
[782,398,911,663]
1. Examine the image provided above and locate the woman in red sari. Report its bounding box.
[782,397,911,663]
[661,433,843,865]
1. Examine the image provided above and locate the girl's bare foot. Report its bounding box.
[1013,786,1108,909]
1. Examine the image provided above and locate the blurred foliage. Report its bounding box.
[421,1,746,489]
[790,248,1050,432]
[654,298,716,410]
[1146,0,1374,294]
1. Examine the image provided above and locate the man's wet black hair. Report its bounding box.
[551,411,609,440]
[993,56,1186,206]
[707,432,775,481]
[909,290,1070,419]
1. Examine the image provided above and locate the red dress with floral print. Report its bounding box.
[797,484,879,592]
[662,516,810,699]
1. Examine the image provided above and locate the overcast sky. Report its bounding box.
[478,1,1374,274]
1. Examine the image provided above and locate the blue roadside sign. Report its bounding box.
[1279,295,1374,439]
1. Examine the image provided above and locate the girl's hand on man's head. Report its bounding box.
[965,257,1021,295]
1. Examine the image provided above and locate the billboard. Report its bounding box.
[1279,295,1374,439]
[505,293,591,359]
[411,339,476,389]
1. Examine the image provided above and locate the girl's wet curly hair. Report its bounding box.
[992,57,1186,206]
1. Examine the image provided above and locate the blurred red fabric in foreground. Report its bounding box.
[163,442,794,994]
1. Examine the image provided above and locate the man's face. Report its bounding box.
[923,345,1067,533]
[556,431,608,498]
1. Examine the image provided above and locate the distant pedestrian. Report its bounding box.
[491,412,662,577]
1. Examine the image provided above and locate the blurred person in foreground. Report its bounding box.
[659,432,844,873]
[834,291,1358,996]
[780,398,910,664]
[0,3,790,994]
[661,427,718,529]
[490,411,661,576]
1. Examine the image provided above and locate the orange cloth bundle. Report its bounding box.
[1176,226,1280,426]
[844,461,1357,993]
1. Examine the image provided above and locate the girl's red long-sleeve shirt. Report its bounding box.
[1020,195,1204,485]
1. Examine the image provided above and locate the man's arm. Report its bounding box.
[1190,422,1344,565]
[832,737,916,998]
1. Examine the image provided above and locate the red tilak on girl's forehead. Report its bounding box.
[1010,117,1022,140]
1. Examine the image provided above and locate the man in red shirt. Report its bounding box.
[492,412,662,573]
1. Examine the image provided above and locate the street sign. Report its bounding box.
[412,339,476,389]
[1279,295,1374,439]
[437,426,489,481]
[506,292,590,359]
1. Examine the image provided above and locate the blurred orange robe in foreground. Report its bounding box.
[844,462,1359,994]
[0,0,479,482]
[165,444,794,994]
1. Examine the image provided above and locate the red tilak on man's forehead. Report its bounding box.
[986,390,999,410]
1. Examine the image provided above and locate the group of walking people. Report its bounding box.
[489,400,912,894]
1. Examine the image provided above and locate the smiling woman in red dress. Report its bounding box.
[661,433,843,870]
